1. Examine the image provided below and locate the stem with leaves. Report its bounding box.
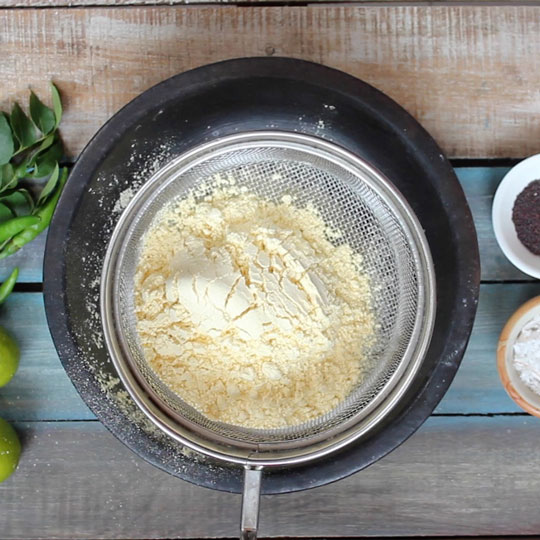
[0,83,67,258]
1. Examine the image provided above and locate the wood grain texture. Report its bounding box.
[2,6,540,158]
[1,417,540,538]
[2,283,540,421]
[0,167,530,283]
[0,0,519,6]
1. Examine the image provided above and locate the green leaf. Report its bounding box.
[10,103,38,149]
[29,91,56,135]
[17,189,34,213]
[26,133,56,166]
[50,83,62,128]
[0,163,16,193]
[1,163,14,186]
[13,159,30,181]
[30,140,63,178]
[0,114,14,166]
[37,163,59,206]
[0,189,34,216]
[33,158,57,179]
[0,202,15,223]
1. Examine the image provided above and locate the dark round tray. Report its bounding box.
[43,57,480,495]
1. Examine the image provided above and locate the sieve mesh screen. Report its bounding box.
[106,136,430,451]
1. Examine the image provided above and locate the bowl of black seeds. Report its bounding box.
[493,154,540,279]
[512,179,540,256]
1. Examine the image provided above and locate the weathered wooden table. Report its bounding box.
[1,4,540,538]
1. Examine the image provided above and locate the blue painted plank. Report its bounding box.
[456,166,529,282]
[0,233,45,284]
[1,284,540,421]
[0,293,95,421]
[436,281,540,414]
[0,166,530,283]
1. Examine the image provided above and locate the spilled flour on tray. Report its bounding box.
[80,144,174,352]
[66,140,210,473]
[113,186,137,215]
[134,174,375,429]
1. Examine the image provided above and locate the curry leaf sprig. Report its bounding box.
[0,84,67,259]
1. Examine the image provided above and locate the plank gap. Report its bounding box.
[450,158,521,168]
[12,283,43,293]
[481,279,539,285]
[55,156,526,168]
[13,418,101,423]
[432,412,530,417]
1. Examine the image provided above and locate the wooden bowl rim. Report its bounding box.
[497,295,540,417]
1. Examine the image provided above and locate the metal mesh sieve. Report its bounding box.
[101,132,435,467]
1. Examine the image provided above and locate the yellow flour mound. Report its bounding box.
[134,177,374,429]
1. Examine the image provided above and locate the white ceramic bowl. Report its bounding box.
[492,154,540,279]
[497,296,540,417]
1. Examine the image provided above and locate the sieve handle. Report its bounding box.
[240,466,263,540]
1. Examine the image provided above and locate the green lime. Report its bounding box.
[0,325,19,387]
[0,417,20,482]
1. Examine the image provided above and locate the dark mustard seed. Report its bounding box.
[512,179,540,256]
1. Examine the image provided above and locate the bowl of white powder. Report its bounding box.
[497,296,540,417]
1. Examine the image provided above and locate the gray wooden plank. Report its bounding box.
[0,0,524,6]
[1,416,540,538]
[3,7,540,159]
[0,167,531,284]
[1,283,540,421]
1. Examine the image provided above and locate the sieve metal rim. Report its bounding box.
[101,131,436,468]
